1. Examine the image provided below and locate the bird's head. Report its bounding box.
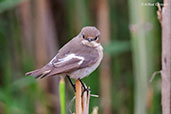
[80,26,101,47]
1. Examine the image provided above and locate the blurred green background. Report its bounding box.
[0,0,162,114]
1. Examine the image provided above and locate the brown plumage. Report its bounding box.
[25,26,103,79]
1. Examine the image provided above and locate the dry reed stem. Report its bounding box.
[75,80,82,114]
[157,2,162,23]
[82,87,90,114]
[75,80,90,114]
[97,0,112,113]
[92,107,99,114]
[161,1,171,114]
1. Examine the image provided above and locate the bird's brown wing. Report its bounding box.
[47,44,99,77]
[25,37,99,78]
[25,65,52,79]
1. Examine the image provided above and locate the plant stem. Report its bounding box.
[75,80,82,114]
[59,77,66,114]
[161,1,171,113]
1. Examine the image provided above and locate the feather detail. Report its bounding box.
[25,66,52,79]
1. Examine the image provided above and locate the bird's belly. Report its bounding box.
[69,62,99,79]
[68,46,103,79]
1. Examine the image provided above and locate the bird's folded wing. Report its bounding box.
[49,53,98,75]
[47,38,99,76]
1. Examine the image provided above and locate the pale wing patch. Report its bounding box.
[54,54,84,66]
[49,56,57,64]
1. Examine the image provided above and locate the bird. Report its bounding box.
[25,26,103,89]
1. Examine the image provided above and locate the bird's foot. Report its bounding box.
[67,75,76,92]
[81,87,91,97]
[78,79,91,96]
[67,76,90,95]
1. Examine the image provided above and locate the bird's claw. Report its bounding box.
[81,87,91,97]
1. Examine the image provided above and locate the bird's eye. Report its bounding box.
[82,35,85,39]
[94,36,98,40]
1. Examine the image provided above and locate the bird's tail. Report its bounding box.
[25,66,52,79]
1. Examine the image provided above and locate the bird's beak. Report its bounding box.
[87,38,93,42]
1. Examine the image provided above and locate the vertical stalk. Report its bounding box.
[82,87,90,114]
[33,0,60,113]
[161,0,171,113]
[92,107,98,114]
[75,80,82,114]
[59,77,66,114]
[128,0,160,114]
[75,80,90,114]
[97,0,112,113]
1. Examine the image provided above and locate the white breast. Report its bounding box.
[68,45,103,79]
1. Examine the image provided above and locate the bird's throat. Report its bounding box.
[82,40,100,48]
